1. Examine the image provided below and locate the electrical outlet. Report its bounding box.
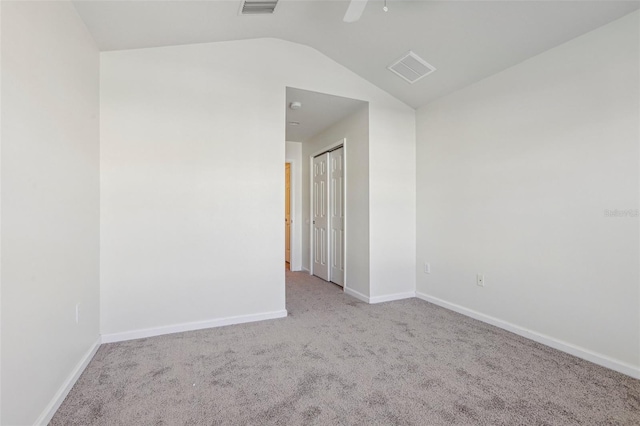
[424,263,431,274]
[75,303,80,324]
[476,274,484,287]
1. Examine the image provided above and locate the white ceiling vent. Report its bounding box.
[388,51,436,84]
[240,0,279,15]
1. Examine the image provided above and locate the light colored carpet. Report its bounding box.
[52,270,640,425]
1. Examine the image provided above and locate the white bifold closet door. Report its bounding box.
[313,153,330,281]
[312,147,345,286]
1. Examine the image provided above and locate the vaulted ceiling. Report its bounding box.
[74,0,639,108]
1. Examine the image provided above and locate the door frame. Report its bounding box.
[285,162,292,266]
[309,138,347,288]
[285,160,300,271]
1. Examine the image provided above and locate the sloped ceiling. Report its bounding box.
[74,0,639,108]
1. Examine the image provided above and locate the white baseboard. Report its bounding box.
[344,286,416,305]
[415,292,640,380]
[344,288,416,305]
[101,310,288,343]
[344,286,370,303]
[34,337,101,426]
[34,310,288,423]
[301,267,310,273]
[369,291,416,304]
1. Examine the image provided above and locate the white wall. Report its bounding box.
[416,11,640,375]
[0,3,4,423]
[302,106,371,298]
[285,141,302,271]
[1,2,100,424]
[100,38,415,337]
[370,105,417,300]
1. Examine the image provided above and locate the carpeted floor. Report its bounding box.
[52,270,640,425]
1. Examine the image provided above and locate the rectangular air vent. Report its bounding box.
[388,51,436,84]
[240,0,279,15]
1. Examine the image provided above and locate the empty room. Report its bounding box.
[1,0,639,424]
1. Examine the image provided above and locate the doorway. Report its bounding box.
[285,87,366,290]
[285,162,291,270]
[311,144,345,287]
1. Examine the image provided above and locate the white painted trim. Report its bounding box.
[344,289,415,304]
[344,286,370,303]
[301,267,310,273]
[415,292,640,380]
[308,152,313,277]
[369,291,416,304]
[34,337,101,426]
[341,143,348,289]
[101,310,288,343]
[0,3,3,420]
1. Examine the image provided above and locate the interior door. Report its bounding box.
[285,163,291,264]
[312,153,329,281]
[329,147,345,286]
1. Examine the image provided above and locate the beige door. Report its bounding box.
[285,163,291,263]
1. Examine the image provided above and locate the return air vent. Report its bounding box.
[240,0,279,15]
[387,51,436,84]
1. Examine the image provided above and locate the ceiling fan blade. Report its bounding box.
[343,0,368,23]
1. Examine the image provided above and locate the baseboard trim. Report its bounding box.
[101,310,289,344]
[34,337,101,426]
[415,292,640,379]
[344,286,370,303]
[344,288,416,305]
[369,291,416,304]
